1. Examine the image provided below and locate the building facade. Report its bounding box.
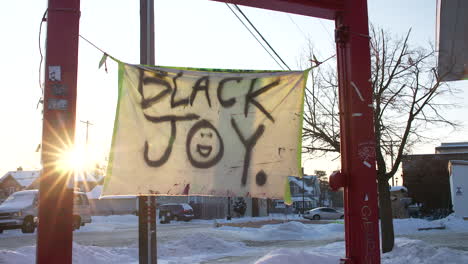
[402,142,468,214]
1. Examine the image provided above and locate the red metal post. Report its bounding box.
[335,0,381,263]
[37,0,80,263]
[211,1,381,263]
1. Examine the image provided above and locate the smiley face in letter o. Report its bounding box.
[186,120,224,168]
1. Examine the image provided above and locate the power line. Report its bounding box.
[232,4,291,70]
[287,14,308,40]
[225,4,285,70]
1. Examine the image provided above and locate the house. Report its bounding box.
[402,142,468,214]
[436,142,468,154]
[74,171,103,193]
[449,160,468,219]
[390,186,412,218]
[0,168,41,202]
[86,185,138,215]
[289,175,321,209]
[271,175,321,213]
[87,185,268,218]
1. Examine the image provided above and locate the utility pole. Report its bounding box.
[382,140,398,186]
[37,0,80,263]
[227,197,232,220]
[302,167,305,215]
[80,120,93,145]
[139,1,157,264]
[80,120,93,181]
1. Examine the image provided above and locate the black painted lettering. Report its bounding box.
[170,72,190,108]
[143,113,199,167]
[190,76,211,107]
[231,118,265,186]
[217,77,242,108]
[138,69,172,110]
[244,78,279,122]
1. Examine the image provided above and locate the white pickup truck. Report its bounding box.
[0,189,92,234]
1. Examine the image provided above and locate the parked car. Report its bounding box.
[159,203,194,222]
[0,189,92,234]
[72,191,92,229]
[0,190,38,233]
[303,207,344,220]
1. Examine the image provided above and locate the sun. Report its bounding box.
[57,145,91,173]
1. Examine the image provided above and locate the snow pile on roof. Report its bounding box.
[288,175,317,194]
[290,196,313,202]
[390,186,408,192]
[0,191,36,210]
[86,185,103,199]
[0,171,40,188]
[75,172,104,183]
[86,185,136,200]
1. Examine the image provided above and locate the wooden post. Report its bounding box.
[139,0,157,263]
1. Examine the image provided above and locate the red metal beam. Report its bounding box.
[37,0,80,263]
[212,0,380,263]
[212,0,343,20]
[335,1,381,263]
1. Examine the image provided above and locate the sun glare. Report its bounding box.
[57,146,90,173]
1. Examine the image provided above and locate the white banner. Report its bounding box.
[103,63,308,199]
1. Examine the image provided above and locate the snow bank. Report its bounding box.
[219,220,345,241]
[159,232,248,263]
[0,243,138,264]
[254,238,468,264]
[75,215,138,232]
[0,234,247,264]
[382,238,468,264]
[2,232,468,263]
[254,248,340,264]
[393,214,468,235]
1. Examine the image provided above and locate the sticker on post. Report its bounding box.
[52,84,67,96]
[48,99,68,110]
[48,66,61,81]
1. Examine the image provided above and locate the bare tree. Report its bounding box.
[302,25,458,252]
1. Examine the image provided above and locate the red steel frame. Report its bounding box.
[213,1,381,263]
[39,0,379,263]
[37,0,80,263]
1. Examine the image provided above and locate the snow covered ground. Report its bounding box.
[1,214,468,263]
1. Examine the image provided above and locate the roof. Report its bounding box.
[288,175,318,194]
[74,171,104,183]
[437,142,468,148]
[449,160,468,166]
[390,186,408,192]
[290,196,313,202]
[86,185,136,200]
[12,189,38,195]
[0,170,40,188]
[435,142,468,153]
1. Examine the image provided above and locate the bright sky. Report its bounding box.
[0,0,466,179]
